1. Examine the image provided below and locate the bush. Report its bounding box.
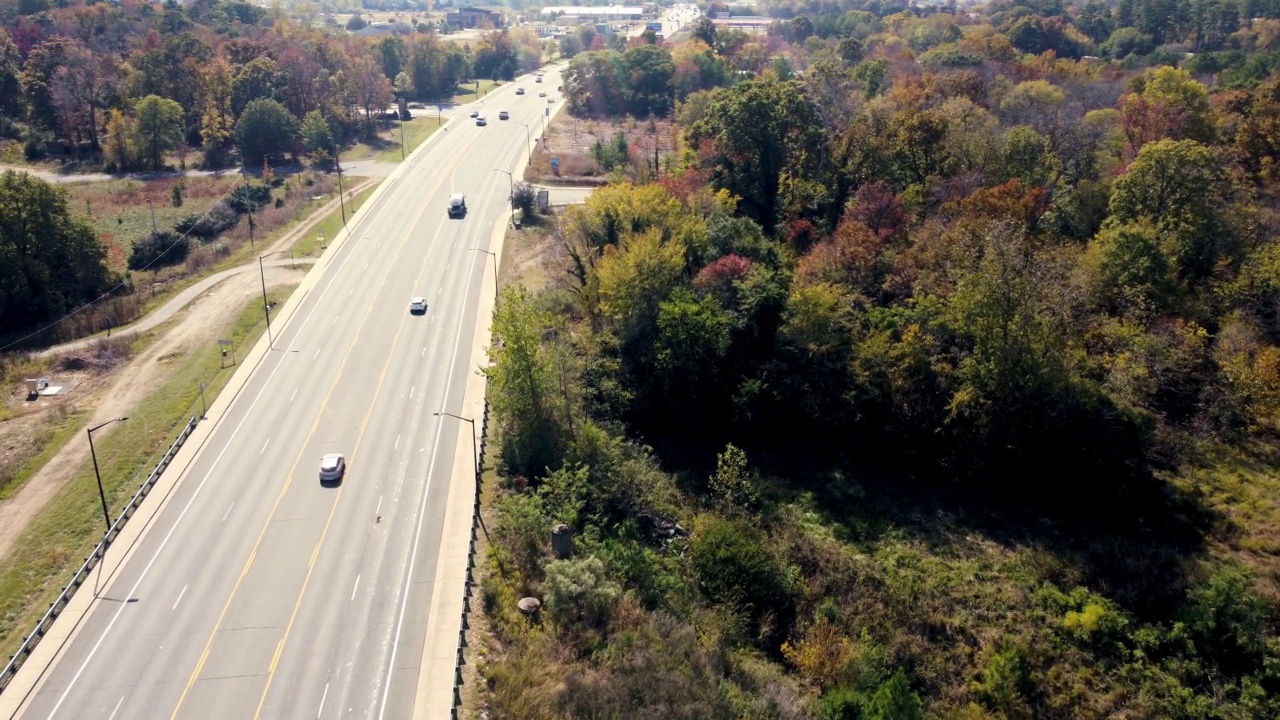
[175,200,239,239]
[227,184,272,214]
[690,515,794,640]
[543,555,620,631]
[512,181,537,218]
[128,230,189,270]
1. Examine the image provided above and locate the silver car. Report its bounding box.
[319,453,346,484]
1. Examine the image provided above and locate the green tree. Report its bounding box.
[235,98,299,166]
[0,171,110,337]
[1108,139,1229,281]
[231,56,285,119]
[690,515,792,635]
[199,58,236,169]
[688,79,824,231]
[300,110,333,168]
[596,229,687,342]
[864,670,924,720]
[709,443,757,513]
[623,44,675,115]
[130,95,184,171]
[484,285,565,479]
[0,29,21,120]
[1085,221,1175,316]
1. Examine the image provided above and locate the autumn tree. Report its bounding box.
[199,58,235,169]
[0,29,20,121]
[231,56,285,119]
[50,43,120,149]
[346,56,393,137]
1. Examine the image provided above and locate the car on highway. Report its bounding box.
[498,110,509,120]
[535,76,543,83]
[469,110,479,118]
[538,91,546,97]
[547,97,555,103]
[447,193,467,218]
[319,453,346,484]
[409,297,428,314]
[475,115,487,126]
[515,87,525,95]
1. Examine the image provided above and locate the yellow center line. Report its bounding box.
[168,126,486,719]
[250,177,470,718]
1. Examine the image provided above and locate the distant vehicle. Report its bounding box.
[409,297,428,314]
[535,76,543,83]
[548,97,554,103]
[469,110,478,118]
[516,87,525,95]
[319,454,346,484]
[538,91,546,97]
[447,193,467,218]
[498,110,509,120]
[476,115,487,126]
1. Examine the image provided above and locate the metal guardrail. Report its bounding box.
[0,415,200,694]
[451,402,489,718]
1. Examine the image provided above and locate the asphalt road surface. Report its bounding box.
[17,67,564,720]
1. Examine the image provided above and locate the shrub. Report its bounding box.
[690,515,794,640]
[175,201,239,240]
[543,555,620,631]
[128,230,189,270]
[227,184,272,214]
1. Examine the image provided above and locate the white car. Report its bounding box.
[319,453,346,484]
[516,87,525,95]
[409,297,428,314]
[538,91,546,97]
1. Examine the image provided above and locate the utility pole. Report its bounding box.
[332,137,347,228]
[240,167,256,249]
[147,200,157,234]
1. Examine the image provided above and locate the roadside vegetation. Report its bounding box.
[475,2,1280,719]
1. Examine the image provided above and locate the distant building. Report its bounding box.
[447,6,504,29]
[539,6,646,22]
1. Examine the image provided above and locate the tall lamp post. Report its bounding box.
[475,248,499,303]
[493,168,515,228]
[259,250,289,349]
[434,412,479,489]
[88,417,128,532]
[514,121,532,164]
[331,137,347,228]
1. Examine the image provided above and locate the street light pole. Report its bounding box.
[332,138,347,228]
[434,412,479,489]
[475,248,499,304]
[493,168,515,228]
[515,121,531,164]
[259,250,287,348]
[87,417,128,532]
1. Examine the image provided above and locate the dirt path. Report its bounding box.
[0,265,308,560]
[0,178,378,563]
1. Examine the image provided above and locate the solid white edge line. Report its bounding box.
[44,191,374,719]
[376,210,481,720]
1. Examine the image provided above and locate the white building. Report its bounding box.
[539,6,647,21]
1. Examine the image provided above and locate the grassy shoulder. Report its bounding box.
[0,286,293,662]
[290,183,379,257]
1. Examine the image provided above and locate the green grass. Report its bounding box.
[292,183,379,257]
[447,79,503,105]
[376,116,446,162]
[0,287,294,662]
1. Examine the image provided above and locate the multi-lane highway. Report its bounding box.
[12,66,564,719]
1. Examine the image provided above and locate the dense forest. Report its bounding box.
[479,1,1280,719]
[0,0,546,341]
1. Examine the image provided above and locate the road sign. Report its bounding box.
[550,157,560,176]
